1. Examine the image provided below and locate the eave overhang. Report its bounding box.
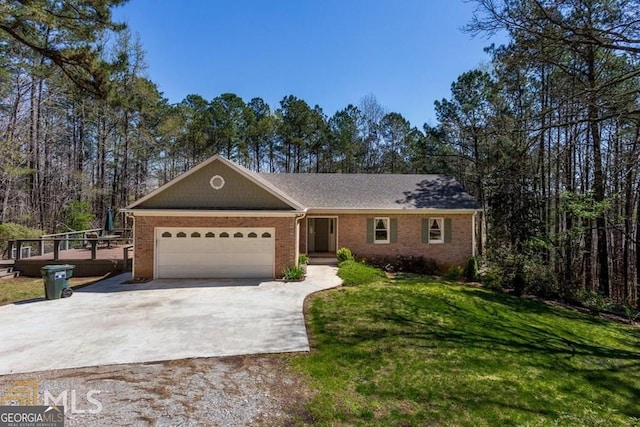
[120,209,306,217]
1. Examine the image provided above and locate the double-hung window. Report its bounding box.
[374,217,389,244]
[428,218,444,244]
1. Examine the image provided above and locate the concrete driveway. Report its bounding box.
[0,265,341,375]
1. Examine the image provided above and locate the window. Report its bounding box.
[429,218,444,243]
[374,217,389,244]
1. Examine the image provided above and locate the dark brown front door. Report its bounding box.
[314,218,329,252]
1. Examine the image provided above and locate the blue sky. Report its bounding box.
[114,1,503,128]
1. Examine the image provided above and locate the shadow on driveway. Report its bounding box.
[75,276,265,293]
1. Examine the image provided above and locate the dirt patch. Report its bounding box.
[0,354,314,426]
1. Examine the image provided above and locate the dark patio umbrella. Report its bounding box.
[104,207,114,234]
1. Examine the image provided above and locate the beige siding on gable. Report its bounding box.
[137,161,293,210]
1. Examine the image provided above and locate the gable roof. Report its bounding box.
[124,155,480,213]
[258,173,480,211]
[125,155,305,211]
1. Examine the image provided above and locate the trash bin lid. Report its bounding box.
[41,264,75,272]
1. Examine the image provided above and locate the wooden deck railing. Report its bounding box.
[39,228,103,254]
[7,237,132,261]
[4,228,132,260]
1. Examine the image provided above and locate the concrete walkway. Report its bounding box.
[0,266,341,375]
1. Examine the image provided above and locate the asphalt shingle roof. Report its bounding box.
[257,173,480,210]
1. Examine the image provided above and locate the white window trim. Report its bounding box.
[374,217,390,244]
[429,217,444,244]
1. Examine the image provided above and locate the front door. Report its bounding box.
[308,218,336,253]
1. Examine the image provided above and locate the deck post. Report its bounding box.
[7,241,14,260]
[53,239,60,260]
[15,241,22,260]
[123,246,128,271]
[90,241,98,260]
[39,237,44,257]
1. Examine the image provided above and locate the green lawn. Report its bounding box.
[293,265,640,426]
[0,276,106,305]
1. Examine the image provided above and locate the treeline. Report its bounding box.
[1,0,639,304]
[0,35,445,229]
[447,0,640,305]
[157,94,445,177]
[0,2,447,231]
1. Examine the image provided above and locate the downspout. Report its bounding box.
[295,211,307,266]
[122,210,135,277]
[472,210,477,258]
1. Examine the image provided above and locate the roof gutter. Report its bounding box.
[305,208,481,215]
[119,209,306,217]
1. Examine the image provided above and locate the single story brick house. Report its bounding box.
[123,155,481,279]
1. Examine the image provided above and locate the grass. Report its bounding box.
[337,260,386,286]
[293,267,640,426]
[0,275,107,305]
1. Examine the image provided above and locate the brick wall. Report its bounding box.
[133,215,298,279]
[301,213,474,268]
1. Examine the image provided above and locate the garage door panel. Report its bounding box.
[157,253,273,266]
[155,227,275,279]
[158,264,272,279]
[157,240,273,253]
[157,243,274,256]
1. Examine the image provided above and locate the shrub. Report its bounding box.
[338,260,386,286]
[444,265,464,281]
[480,268,503,291]
[336,247,353,263]
[0,223,43,257]
[512,269,526,296]
[298,253,309,265]
[576,290,609,313]
[283,265,306,281]
[364,255,440,275]
[523,262,559,299]
[482,245,558,298]
[463,256,479,281]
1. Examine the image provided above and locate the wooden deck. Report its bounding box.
[26,246,130,261]
[14,246,133,277]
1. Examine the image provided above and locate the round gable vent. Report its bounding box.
[209,175,225,190]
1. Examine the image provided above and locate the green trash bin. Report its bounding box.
[41,264,75,300]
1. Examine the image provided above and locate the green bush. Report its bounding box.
[480,268,504,291]
[336,247,354,263]
[338,260,386,286]
[482,246,558,298]
[365,255,440,275]
[444,265,464,281]
[463,256,479,281]
[0,223,43,257]
[283,265,306,281]
[298,253,309,265]
[523,261,559,298]
[576,290,610,313]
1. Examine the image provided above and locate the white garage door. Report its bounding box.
[155,227,275,279]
